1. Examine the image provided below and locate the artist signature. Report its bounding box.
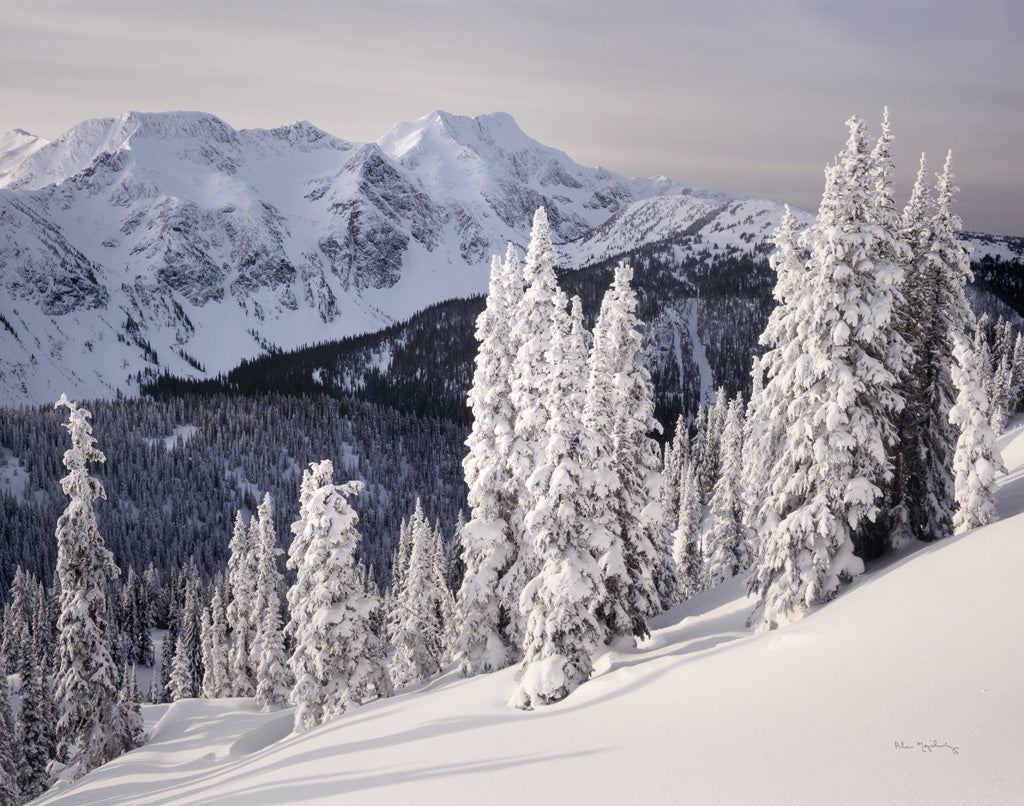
[894,739,959,755]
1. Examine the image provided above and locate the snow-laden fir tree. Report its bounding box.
[695,392,729,503]
[705,396,751,586]
[226,511,256,696]
[114,664,145,753]
[0,665,19,806]
[201,582,231,698]
[672,460,704,600]
[584,262,667,641]
[1,568,34,676]
[743,208,810,536]
[456,249,522,676]
[502,208,568,650]
[748,116,909,630]
[984,316,1020,436]
[1013,332,1024,412]
[120,566,154,667]
[15,647,53,800]
[26,579,53,671]
[251,494,291,711]
[167,631,194,701]
[950,331,1005,533]
[892,151,977,543]
[285,460,335,718]
[389,499,444,689]
[170,560,204,699]
[289,479,391,731]
[511,295,609,709]
[430,519,458,662]
[52,395,125,779]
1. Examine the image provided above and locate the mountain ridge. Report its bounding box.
[1,110,1021,407]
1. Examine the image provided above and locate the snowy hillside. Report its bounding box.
[34,421,1024,806]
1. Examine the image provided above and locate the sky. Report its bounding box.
[1,0,1021,234]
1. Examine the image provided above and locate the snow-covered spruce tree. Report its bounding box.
[226,511,256,696]
[114,664,144,753]
[672,460,704,601]
[389,500,444,689]
[1,567,34,676]
[251,494,291,711]
[742,223,808,536]
[502,208,568,650]
[167,631,194,701]
[120,566,154,667]
[1013,332,1024,413]
[430,519,458,662]
[0,667,19,806]
[52,395,125,779]
[950,331,1006,533]
[705,396,751,586]
[289,479,390,731]
[201,582,231,698]
[15,646,54,800]
[446,510,467,594]
[456,250,521,676]
[511,295,608,709]
[285,460,335,725]
[748,116,908,630]
[893,151,976,543]
[584,262,667,641]
[31,580,57,675]
[170,560,204,699]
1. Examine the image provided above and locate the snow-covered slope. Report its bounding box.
[35,422,1024,806]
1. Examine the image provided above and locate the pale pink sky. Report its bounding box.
[2,0,1021,234]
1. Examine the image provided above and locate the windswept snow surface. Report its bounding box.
[38,422,1024,805]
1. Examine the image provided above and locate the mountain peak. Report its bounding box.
[378,110,539,162]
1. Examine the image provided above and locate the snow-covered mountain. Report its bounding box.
[0,109,780,405]
[0,110,1019,406]
[0,128,49,181]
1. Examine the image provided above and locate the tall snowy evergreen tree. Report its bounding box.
[1,568,34,676]
[0,667,19,806]
[748,116,908,630]
[456,249,521,676]
[285,460,335,722]
[174,560,205,698]
[113,664,145,754]
[502,207,568,650]
[226,511,256,696]
[201,582,231,699]
[511,295,608,709]
[252,493,291,711]
[52,395,125,779]
[705,396,751,586]
[289,479,391,731]
[672,460,704,601]
[584,262,667,641]
[15,647,53,800]
[892,151,977,544]
[389,500,444,689]
[168,631,194,701]
[950,331,1005,533]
